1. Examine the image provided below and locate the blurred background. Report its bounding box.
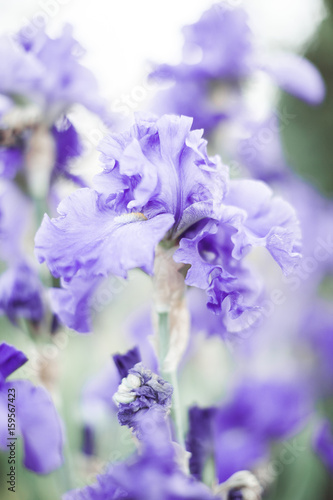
[0,0,333,499]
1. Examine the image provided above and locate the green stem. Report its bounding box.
[170,369,185,450]
[158,311,170,371]
[157,311,185,450]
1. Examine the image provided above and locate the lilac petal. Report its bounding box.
[97,114,227,236]
[174,219,220,289]
[151,4,253,82]
[214,428,268,483]
[9,380,63,473]
[82,361,119,418]
[35,188,175,280]
[175,219,263,323]
[0,180,32,264]
[0,263,44,324]
[0,35,43,96]
[150,80,228,135]
[64,405,215,500]
[0,342,27,380]
[51,117,82,181]
[262,52,325,105]
[50,274,103,333]
[15,25,109,120]
[237,115,290,182]
[213,379,308,482]
[0,148,23,179]
[224,179,302,274]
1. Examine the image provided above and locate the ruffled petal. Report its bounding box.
[35,188,175,280]
[224,179,302,274]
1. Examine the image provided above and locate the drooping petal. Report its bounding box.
[35,188,175,280]
[261,52,325,105]
[50,273,103,333]
[3,379,63,474]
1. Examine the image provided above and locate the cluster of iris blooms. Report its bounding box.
[0,3,332,499]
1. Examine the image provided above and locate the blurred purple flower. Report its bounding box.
[0,263,44,324]
[50,116,85,187]
[64,407,214,500]
[0,343,63,473]
[150,4,325,134]
[0,25,108,122]
[0,181,44,324]
[0,148,23,179]
[237,115,290,183]
[187,378,309,482]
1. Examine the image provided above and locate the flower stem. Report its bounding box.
[170,369,185,450]
[158,311,170,370]
[158,311,185,450]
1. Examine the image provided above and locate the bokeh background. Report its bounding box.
[0,0,333,499]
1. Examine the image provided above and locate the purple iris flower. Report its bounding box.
[187,378,309,482]
[174,179,301,325]
[64,407,215,500]
[35,114,300,333]
[0,25,108,122]
[34,114,225,327]
[0,343,63,473]
[150,4,325,135]
[113,361,173,436]
[0,25,108,189]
